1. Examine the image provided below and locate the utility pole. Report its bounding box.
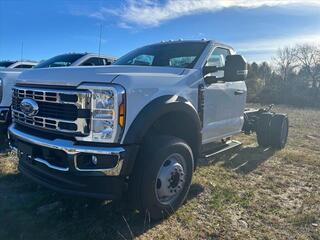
[98,24,102,56]
[20,41,24,61]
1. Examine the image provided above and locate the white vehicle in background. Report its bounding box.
[0,61,37,69]
[34,53,116,68]
[0,53,116,139]
[0,61,38,133]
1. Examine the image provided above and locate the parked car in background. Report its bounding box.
[34,53,116,68]
[0,61,37,69]
[0,53,116,143]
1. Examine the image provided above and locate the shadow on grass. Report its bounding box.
[198,145,276,174]
[1,144,274,239]
[223,146,275,174]
[0,168,204,240]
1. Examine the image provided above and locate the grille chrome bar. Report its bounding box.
[13,86,91,109]
[12,85,91,135]
[12,110,89,134]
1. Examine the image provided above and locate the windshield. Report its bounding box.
[34,54,85,68]
[0,61,15,68]
[114,42,208,69]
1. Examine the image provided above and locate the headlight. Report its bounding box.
[76,84,125,143]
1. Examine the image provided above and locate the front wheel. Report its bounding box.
[128,136,194,220]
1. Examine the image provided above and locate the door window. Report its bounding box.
[206,47,231,78]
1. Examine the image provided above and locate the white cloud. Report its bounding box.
[91,0,320,27]
[231,33,320,62]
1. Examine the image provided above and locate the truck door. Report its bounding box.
[202,47,247,144]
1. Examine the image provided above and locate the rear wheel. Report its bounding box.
[256,113,289,149]
[256,113,273,147]
[269,114,289,149]
[128,136,194,220]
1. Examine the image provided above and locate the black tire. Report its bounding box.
[128,135,194,220]
[256,113,273,147]
[269,114,289,149]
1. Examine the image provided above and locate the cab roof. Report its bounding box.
[151,39,235,52]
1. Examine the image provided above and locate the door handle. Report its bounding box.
[234,90,245,95]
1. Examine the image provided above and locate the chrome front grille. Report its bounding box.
[12,86,91,135]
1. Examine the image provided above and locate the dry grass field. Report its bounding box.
[0,105,319,240]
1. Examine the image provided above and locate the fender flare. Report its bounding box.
[123,95,202,158]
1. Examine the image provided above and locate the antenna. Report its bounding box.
[98,24,102,56]
[20,41,24,61]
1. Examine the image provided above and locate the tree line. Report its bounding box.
[246,43,320,108]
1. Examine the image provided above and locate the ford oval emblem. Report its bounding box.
[20,99,39,116]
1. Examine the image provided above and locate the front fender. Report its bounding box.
[123,95,201,152]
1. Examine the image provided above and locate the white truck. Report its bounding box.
[34,53,116,68]
[9,40,289,219]
[0,61,37,69]
[0,53,116,138]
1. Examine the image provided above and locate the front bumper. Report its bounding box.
[9,124,139,199]
[0,107,10,124]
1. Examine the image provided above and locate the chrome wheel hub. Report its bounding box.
[155,153,186,204]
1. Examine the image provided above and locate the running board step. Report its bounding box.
[202,140,242,159]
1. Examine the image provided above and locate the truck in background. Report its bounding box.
[34,53,116,68]
[0,61,37,69]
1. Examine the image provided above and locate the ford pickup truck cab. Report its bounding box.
[9,40,289,219]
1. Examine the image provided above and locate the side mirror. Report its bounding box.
[224,55,248,81]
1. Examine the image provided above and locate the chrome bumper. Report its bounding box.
[9,124,125,176]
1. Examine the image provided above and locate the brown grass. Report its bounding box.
[0,105,319,240]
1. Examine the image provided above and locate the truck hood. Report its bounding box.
[17,65,186,87]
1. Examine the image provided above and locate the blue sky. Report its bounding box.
[1,0,320,63]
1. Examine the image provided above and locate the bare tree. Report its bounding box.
[294,44,320,89]
[273,46,298,82]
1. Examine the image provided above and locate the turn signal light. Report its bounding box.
[119,103,125,127]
